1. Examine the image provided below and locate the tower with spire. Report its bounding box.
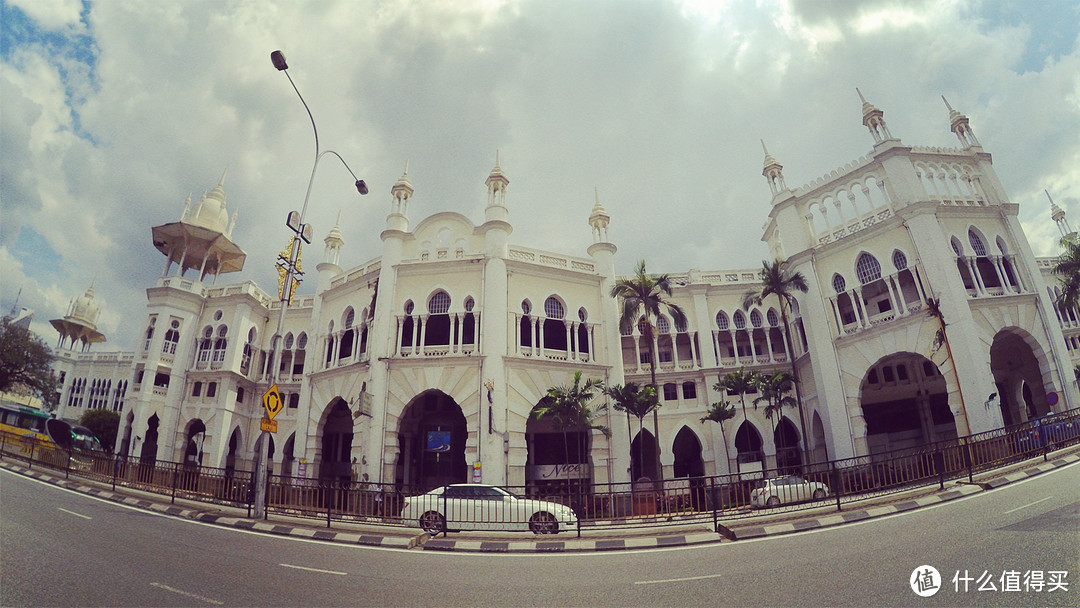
[49,282,106,352]
[151,170,247,284]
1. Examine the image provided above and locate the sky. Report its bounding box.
[2,0,1079,352]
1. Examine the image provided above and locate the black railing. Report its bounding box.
[3,408,1078,533]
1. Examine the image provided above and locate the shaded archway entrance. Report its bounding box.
[672,426,704,478]
[396,390,467,493]
[860,353,956,454]
[734,421,763,474]
[990,329,1051,426]
[184,419,206,466]
[526,404,593,497]
[319,398,354,483]
[629,429,660,481]
[773,418,802,473]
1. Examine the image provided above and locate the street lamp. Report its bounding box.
[253,50,368,519]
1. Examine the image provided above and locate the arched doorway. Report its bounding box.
[672,426,706,510]
[282,432,296,481]
[734,421,763,475]
[140,413,159,461]
[629,428,660,481]
[319,398,354,484]
[990,330,1050,426]
[860,353,956,454]
[396,390,467,493]
[526,402,593,497]
[773,418,802,473]
[184,419,206,466]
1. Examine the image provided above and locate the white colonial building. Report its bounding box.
[49,94,1079,493]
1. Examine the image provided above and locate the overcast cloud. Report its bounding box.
[2,0,1078,351]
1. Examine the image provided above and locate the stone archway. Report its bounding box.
[184,419,206,466]
[734,421,763,475]
[395,390,467,494]
[990,329,1051,425]
[629,428,660,481]
[319,398,354,483]
[773,417,802,473]
[860,352,956,454]
[672,426,704,478]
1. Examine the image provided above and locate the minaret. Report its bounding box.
[151,170,247,284]
[943,96,982,150]
[761,140,789,198]
[1049,190,1075,240]
[49,282,106,351]
[323,211,345,266]
[386,162,413,233]
[857,88,896,145]
[485,151,510,224]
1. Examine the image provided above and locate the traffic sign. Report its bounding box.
[1047,391,1059,406]
[263,384,283,421]
[261,418,278,433]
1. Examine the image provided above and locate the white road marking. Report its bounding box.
[58,507,91,519]
[150,582,223,605]
[280,563,348,575]
[1003,496,1052,514]
[634,573,723,585]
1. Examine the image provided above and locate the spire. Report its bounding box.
[181,193,192,221]
[387,161,413,232]
[856,88,895,145]
[589,187,611,244]
[942,96,981,150]
[324,210,345,265]
[1049,190,1074,239]
[761,139,788,197]
[485,151,510,222]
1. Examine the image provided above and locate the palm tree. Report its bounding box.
[752,370,798,469]
[743,258,809,460]
[926,296,968,434]
[1052,235,1080,313]
[714,368,760,425]
[611,259,687,480]
[605,382,658,480]
[700,401,737,474]
[533,371,609,479]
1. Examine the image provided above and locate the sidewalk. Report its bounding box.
[4,446,1077,553]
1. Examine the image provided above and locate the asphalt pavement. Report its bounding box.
[3,446,1077,553]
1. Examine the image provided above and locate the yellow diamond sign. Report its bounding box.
[263,384,283,421]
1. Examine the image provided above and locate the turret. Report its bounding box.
[943,96,981,150]
[858,88,897,145]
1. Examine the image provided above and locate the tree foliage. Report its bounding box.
[0,319,59,410]
[1052,235,1080,312]
[533,371,609,467]
[79,409,120,452]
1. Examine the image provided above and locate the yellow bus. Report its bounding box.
[0,404,103,461]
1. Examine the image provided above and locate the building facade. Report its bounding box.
[50,95,1079,493]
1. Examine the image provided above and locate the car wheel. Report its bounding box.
[813,489,826,500]
[529,512,558,535]
[419,511,445,534]
[766,496,780,508]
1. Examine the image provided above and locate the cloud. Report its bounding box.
[1,0,1078,351]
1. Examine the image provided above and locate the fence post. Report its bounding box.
[936,447,945,490]
[112,454,120,491]
[442,490,449,538]
[171,463,179,504]
[832,462,842,512]
[964,437,974,484]
[1,431,6,459]
[27,437,36,470]
[65,450,72,479]
[711,477,719,533]
[327,483,333,529]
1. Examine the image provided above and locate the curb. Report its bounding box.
[5,449,1077,553]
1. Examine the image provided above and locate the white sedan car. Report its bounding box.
[400,484,577,534]
[750,475,830,508]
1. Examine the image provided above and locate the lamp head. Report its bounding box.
[271,50,288,71]
[355,179,369,195]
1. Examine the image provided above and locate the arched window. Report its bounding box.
[832,274,847,293]
[656,316,670,334]
[766,309,779,327]
[716,311,729,330]
[968,229,986,256]
[429,291,451,314]
[144,318,156,351]
[293,332,307,375]
[733,310,747,330]
[544,297,564,319]
[543,297,567,351]
[462,297,476,347]
[162,320,180,355]
[197,326,213,365]
[856,253,881,285]
[750,310,763,328]
[212,325,228,364]
[425,291,452,347]
[892,250,908,270]
[344,307,355,329]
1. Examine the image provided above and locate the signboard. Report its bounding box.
[1047,391,1059,406]
[286,211,301,233]
[526,463,590,481]
[263,384,283,421]
[301,223,313,244]
[426,430,451,453]
[260,418,278,433]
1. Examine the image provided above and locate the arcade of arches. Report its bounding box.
[860,353,956,454]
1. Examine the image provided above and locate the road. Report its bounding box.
[2,463,1077,607]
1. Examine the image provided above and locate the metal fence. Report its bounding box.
[3,408,1078,535]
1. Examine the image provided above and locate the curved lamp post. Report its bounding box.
[254,50,368,519]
